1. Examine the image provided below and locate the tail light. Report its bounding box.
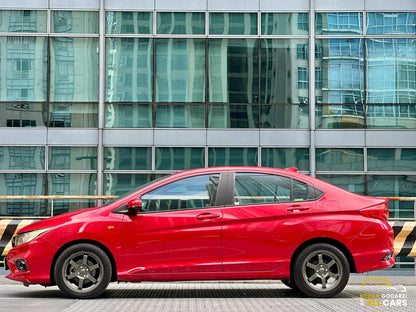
[359,201,389,220]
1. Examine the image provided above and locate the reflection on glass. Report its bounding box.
[52,11,99,33]
[0,37,47,101]
[261,13,308,35]
[0,173,46,216]
[208,105,259,128]
[104,173,154,196]
[0,103,47,127]
[49,103,98,128]
[49,147,97,170]
[104,147,152,170]
[366,39,416,104]
[315,12,362,35]
[367,175,416,219]
[316,148,364,171]
[208,148,258,167]
[316,105,364,129]
[106,11,152,34]
[261,105,309,128]
[367,12,416,35]
[106,38,153,102]
[368,148,416,171]
[262,148,309,171]
[50,38,99,102]
[105,104,152,128]
[209,39,259,103]
[156,105,205,128]
[156,39,205,102]
[366,105,416,129]
[261,39,309,104]
[157,12,205,34]
[155,147,204,170]
[48,173,96,195]
[210,13,257,35]
[316,174,365,195]
[0,147,45,170]
[0,10,47,32]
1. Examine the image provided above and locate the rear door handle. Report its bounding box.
[196,212,221,221]
[287,205,310,212]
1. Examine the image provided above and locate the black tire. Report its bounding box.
[292,243,349,298]
[281,279,299,290]
[54,243,112,299]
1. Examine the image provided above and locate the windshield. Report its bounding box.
[103,174,171,206]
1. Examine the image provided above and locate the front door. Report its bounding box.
[121,173,225,274]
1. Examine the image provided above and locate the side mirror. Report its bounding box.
[126,198,142,214]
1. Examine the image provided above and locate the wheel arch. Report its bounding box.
[50,239,118,285]
[291,237,357,277]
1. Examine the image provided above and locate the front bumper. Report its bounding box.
[6,237,59,285]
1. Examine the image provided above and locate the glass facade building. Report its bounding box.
[0,0,415,271]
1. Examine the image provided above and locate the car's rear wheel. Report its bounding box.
[54,243,112,299]
[293,243,349,298]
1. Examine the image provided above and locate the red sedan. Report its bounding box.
[6,167,394,298]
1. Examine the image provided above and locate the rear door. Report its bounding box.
[222,172,316,272]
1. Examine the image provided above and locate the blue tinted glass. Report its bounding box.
[367,12,416,35]
[316,13,362,35]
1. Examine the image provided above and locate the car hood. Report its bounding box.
[17,206,103,234]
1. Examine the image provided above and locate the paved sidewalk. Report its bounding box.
[0,279,415,312]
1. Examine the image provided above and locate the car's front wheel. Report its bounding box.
[54,243,112,299]
[292,243,350,298]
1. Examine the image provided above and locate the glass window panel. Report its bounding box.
[367,175,416,219]
[155,147,204,170]
[366,105,416,129]
[49,103,98,128]
[104,173,154,196]
[50,38,99,102]
[316,148,364,171]
[156,39,205,103]
[261,13,308,35]
[234,173,293,205]
[261,39,309,104]
[0,173,46,216]
[142,173,220,211]
[366,39,416,105]
[367,12,416,35]
[48,173,96,195]
[1,103,47,127]
[157,12,205,34]
[0,37,47,102]
[316,174,365,195]
[52,11,99,33]
[208,104,259,128]
[210,13,257,35]
[104,147,152,170]
[49,147,97,170]
[368,148,416,171]
[106,11,152,34]
[0,10,47,33]
[156,105,205,128]
[106,38,153,103]
[261,148,309,171]
[316,104,365,129]
[0,147,44,170]
[261,104,309,129]
[208,147,258,167]
[315,12,362,35]
[209,39,259,103]
[105,104,152,128]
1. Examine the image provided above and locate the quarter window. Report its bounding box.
[141,174,220,212]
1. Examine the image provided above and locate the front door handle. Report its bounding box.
[287,205,310,212]
[196,212,221,221]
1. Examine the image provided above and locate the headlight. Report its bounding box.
[12,227,54,247]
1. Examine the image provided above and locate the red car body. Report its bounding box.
[6,167,395,298]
